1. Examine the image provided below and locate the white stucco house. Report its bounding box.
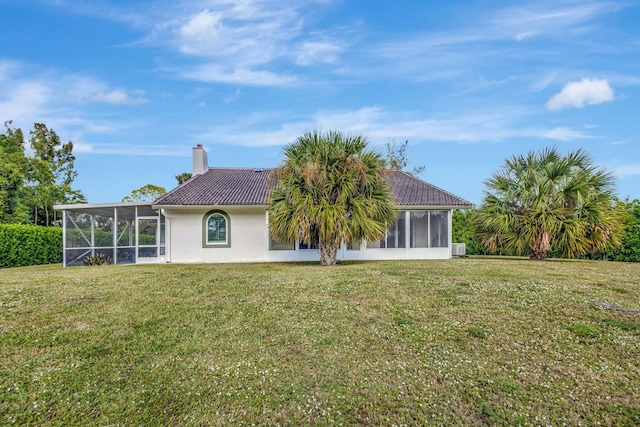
[55,145,472,266]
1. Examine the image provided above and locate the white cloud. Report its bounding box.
[173,6,299,66]
[142,2,348,85]
[613,165,640,178]
[224,88,241,104]
[367,1,626,84]
[0,62,150,158]
[541,127,590,141]
[177,10,252,60]
[0,60,20,83]
[197,123,306,147]
[515,31,535,41]
[530,71,560,92]
[293,39,344,66]
[91,89,148,105]
[0,80,51,124]
[178,9,223,43]
[491,1,621,40]
[194,105,587,148]
[181,64,297,86]
[67,77,148,105]
[546,78,614,110]
[81,143,190,157]
[70,141,94,153]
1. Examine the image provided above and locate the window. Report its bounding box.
[410,210,449,248]
[207,214,226,243]
[203,210,230,247]
[386,212,406,248]
[346,241,362,250]
[267,221,316,251]
[138,217,158,257]
[430,211,448,248]
[299,241,319,250]
[270,238,294,251]
[410,211,429,248]
[298,224,319,249]
[367,211,407,248]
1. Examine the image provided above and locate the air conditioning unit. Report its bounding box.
[452,243,466,257]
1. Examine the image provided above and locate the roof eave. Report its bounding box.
[153,204,267,210]
[54,201,154,211]
[154,203,473,210]
[396,204,474,210]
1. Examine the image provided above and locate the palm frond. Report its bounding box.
[475,147,623,260]
[268,130,396,264]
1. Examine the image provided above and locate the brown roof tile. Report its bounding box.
[386,170,473,207]
[153,168,472,208]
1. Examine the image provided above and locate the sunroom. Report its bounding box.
[54,202,165,267]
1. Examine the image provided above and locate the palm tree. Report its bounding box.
[175,172,192,184]
[474,147,624,260]
[268,130,397,266]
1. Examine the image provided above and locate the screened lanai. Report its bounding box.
[54,202,165,267]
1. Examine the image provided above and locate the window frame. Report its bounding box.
[429,210,449,248]
[367,210,407,249]
[409,210,450,248]
[409,210,430,248]
[269,237,295,251]
[202,210,231,248]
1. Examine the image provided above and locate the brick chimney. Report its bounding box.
[192,144,208,175]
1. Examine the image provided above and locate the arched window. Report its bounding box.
[203,210,230,247]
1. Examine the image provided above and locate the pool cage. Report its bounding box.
[55,202,165,267]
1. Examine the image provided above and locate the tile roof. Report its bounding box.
[154,168,272,206]
[386,170,472,207]
[152,167,472,208]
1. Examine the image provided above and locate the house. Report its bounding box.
[55,145,472,266]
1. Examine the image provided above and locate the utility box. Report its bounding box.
[452,243,466,257]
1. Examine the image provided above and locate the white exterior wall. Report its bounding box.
[162,207,454,263]
[267,208,453,262]
[163,208,269,263]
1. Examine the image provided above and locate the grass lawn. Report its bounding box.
[1,258,639,425]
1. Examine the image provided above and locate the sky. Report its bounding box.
[1,0,639,205]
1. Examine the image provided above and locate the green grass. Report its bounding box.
[1,258,640,425]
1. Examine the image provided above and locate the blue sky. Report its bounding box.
[1,0,639,205]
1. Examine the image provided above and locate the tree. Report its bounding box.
[0,123,28,223]
[268,130,397,266]
[175,172,192,184]
[385,139,425,176]
[474,147,624,260]
[28,123,83,225]
[452,209,486,255]
[122,184,167,202]
[0,122,84,226]
[596,199,640,262]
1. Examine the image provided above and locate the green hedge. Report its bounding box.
[65,228,155,247]
[0,224,62,268]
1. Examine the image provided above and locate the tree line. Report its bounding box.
[270,134,637,265]
[2,122,637,264]
[453,146,639,262]
[0,122,85,226]
[454,199,640,262]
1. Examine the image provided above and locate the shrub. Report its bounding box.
[0,224,62,268]
[84,253,113,266]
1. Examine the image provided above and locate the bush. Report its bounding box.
[607,201,640,262]
[0,224,62,268]
[84,253,113,266]
[590,199,640,262]
[452,209,499,256]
